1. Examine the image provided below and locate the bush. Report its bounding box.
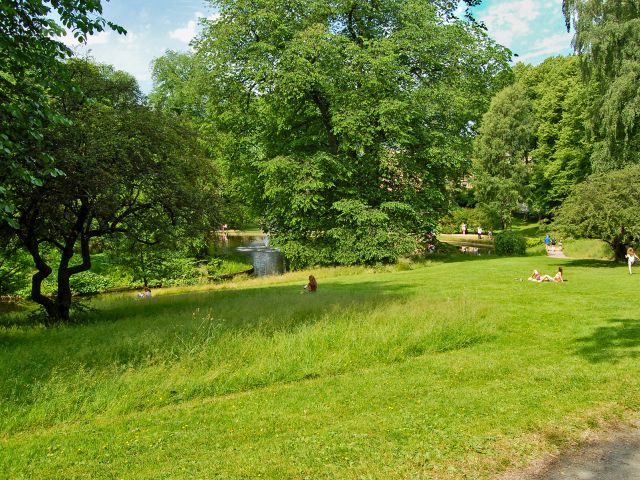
[69,271,114,294]
[0,249,31,296]
[494,231,526,256]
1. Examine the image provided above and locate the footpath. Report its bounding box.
[503,425,640,479]
[546,245,567,259]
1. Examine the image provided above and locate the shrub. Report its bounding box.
[0,248,31,296]
[69,271,114,294]
[494,231,526,256]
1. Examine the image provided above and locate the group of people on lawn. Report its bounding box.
[528,246,640,284]
[135,239,640,298]
[543,234,562,253]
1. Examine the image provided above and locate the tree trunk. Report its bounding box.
[612,238,627,261]
[27,227,92,325]
[140,248,148,287]
[310,89,339,155]
[611,227,628,261]
[55,261,73,323]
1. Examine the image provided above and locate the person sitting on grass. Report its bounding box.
[137,286,152,299]
[626,247,640,275]
[303,275,317,293]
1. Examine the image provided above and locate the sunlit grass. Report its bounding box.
[2,255,640,478]
[562,239,613,260]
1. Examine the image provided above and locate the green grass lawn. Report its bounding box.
[2,255,639,479]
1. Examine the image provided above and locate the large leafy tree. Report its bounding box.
[554,165,640,260]
[189,0,511,267]
[473,83,536,228]
[563,0,640,170]
[150,51,254,228]
[0,0,125,226]
[473,56,593,223]
[2,60,218,323]
[525,56,593,213]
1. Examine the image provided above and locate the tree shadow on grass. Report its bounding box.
[562,258,620,269]
[575,318,640,363]
[0,278,415,374]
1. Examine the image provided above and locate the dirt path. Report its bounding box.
[502,425,640,479]
[546,247,567,259]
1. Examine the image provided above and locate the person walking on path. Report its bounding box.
[626,247,640,274]
[544,234,551,252]
[477,226,482,240]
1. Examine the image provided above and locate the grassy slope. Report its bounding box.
[2,255,639,478]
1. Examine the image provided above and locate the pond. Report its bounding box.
[211,234,494,275]
[215,234,287,276]
[439,241,495,256]
[0,301,28,314]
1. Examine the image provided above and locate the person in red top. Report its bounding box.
[304,275,317,293]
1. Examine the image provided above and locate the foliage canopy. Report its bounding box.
[563,0,640,169]
[554,165,640,259]
[3,60,218,323]
[473,56,593,224]
[0,0,125,226]
[184,0,511,267]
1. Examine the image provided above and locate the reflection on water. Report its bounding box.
[215,234,286,277]
[441,241,494,256]
[0,301,27,313]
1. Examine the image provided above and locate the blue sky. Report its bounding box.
[62,0,574,93]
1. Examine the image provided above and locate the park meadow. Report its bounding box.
[2,253,640,479]
[4,0,640,478]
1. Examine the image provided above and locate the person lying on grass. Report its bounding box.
[528,268,563,283]
[528,270,542,282]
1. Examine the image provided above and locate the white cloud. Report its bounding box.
[169,19,198,43]
[168,11,220,44]
[61,29,162,90]
[118,31,140,45]
[60,29,112,47]
[517,32,573,62]
[87,31,112,46]
[477,0,541,46]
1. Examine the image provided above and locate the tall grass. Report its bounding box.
[0,280,492,434]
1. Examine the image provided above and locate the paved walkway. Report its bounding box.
[546,246,567,258]
[503,426,640,480]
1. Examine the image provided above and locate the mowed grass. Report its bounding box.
[2,255,640,478]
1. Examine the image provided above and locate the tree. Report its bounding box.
[563,0,640,170]
[553,166,640,260]
[0,0,125,227]
[473,56,593,222]
[523,56,594,215]
[191,0,511,267]
[150,50,255,229]
[473,83,536,228]
[2,60,218,323]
